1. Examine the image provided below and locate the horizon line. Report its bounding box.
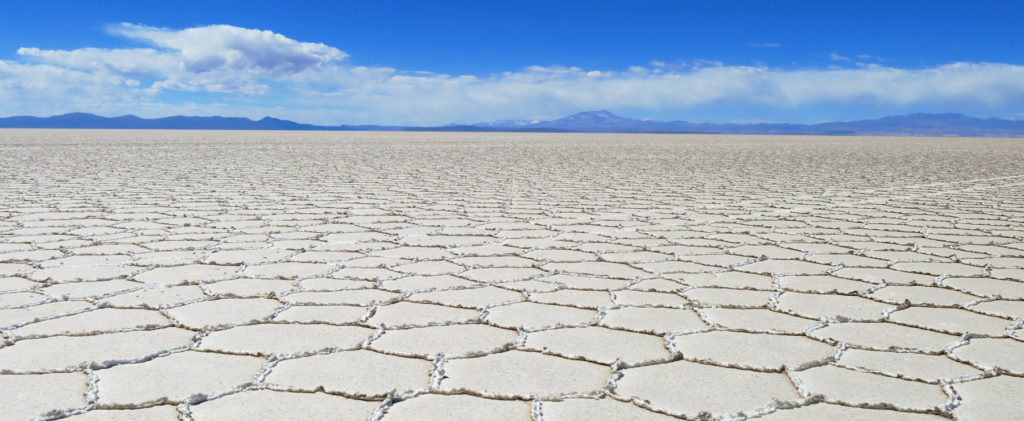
[0,110,1017,128]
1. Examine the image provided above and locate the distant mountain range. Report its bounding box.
[2,111,1024,137]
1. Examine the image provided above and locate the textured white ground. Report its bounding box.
[1,130,1023,420]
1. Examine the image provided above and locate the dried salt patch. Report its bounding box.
[408,286,522,309]
[613,290,687,306]
[0,327,194,372]
[671,331,833,370]
[266,349,430,397]
[132,251,206,266]
[522,249,598,262]
[371,246,453,260]
[967,300,1024,319]
[836,348,981,382]
[868,285,980,306]
[531,289,613,309]
[96,351,265,406]
[98,285,205,308]
[12,308,170,338]
[283,289,398,306]
[205,249,292,265]
[461,267,545,283]
[635,260,717,274]
[452,244,528,256]
[199,323,373,356]
[736,259,831,275]
[452,256,537,267]
[38,254,132,268]
[484,302,596,330]
[804,253,889,267]
[382,394,532,421]
[330,267,402,280]
[40,279,143,299]
[616,359,799,418]
[30,265,141,283]
[951,338,1024,374]
[538,274,631,290]
[134,264,239,285]
[367,301,478,327]
[143,240,216,251]
[777,291,892,321]
[889,307,1011,336]
[831,268,934,285]
[792,365,947,410]
[541,398,678,421]
[191,390,379,421]
[242,262,332,279]
[627,278,685,292]
[943,277,1024,299]
[700,308,816,334]
[676,253,754,267]
[0,276,39,292]
[991,268,1024,281]
[0,249,65,262]
[777,275,873,293]
[963,257,1024,268]
[729,245,805,259]
[892,262,986,277]
[62,406,180,421]
[0,291,50,307]
[379,274,478,293]
[809,322,959,352]
[756,403,948,420]
[289,250,362,263]
[670,271,773,289]
[683,288,773,307]
[0,263,35,276]
[301,277,375,291]
[524,326,670,364]
[498,280,560,292]
[402,235,491,247]
[602,251,674,263]
[369,324,517,358]
[0,372,88,421]
[274,305,367,324]
[953,376,1024,420]
[0,300,92,327]
[391,260,464,276]
[440,350,609,399]
[205,278,295,297]
[166,298,280,329]
[544,262,649,278]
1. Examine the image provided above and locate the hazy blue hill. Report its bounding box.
[2,111,1023,136]
[0,113,315,130]
[483,111,1024,136]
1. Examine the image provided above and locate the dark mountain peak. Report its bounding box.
[560,110,631,122]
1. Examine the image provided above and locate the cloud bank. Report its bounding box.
[3,23,1024,125]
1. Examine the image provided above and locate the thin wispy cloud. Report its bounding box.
[749,43,782,48]
[2,23,1024,124]
[829,52,851,61]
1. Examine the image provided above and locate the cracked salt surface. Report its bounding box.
[1,130,1024,420]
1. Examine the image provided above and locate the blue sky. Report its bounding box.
[1,0,1023,125]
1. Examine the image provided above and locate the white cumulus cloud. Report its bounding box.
[109,23,346,74]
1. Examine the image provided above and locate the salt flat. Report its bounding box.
[0,130,1023,420]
